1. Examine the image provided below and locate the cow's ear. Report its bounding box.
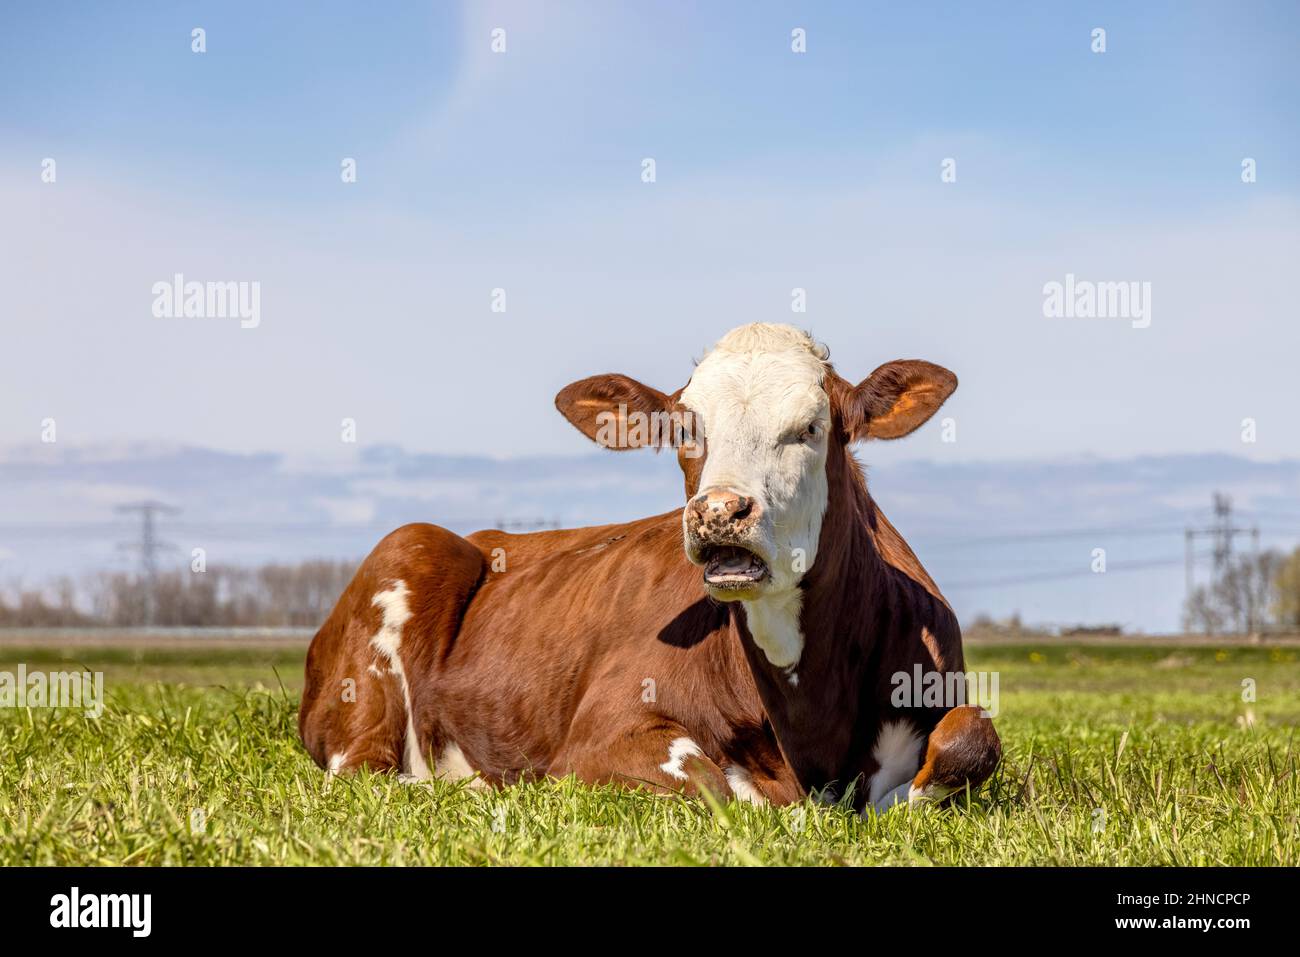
[843,360,957,441]
[555,374,672,450]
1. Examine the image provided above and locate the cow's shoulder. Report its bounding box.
[866,501,964,672]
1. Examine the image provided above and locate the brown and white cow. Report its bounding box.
[299,324,1000,812]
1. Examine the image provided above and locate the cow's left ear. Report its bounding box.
[555,374,673,450]
[843,360,957,441]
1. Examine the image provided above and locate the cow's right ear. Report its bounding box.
[555,374,672,450]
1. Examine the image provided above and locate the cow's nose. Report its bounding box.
[688,488,757,528]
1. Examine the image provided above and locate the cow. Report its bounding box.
[299,323,1000,813]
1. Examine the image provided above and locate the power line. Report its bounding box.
[1183,492,1261,630]
[0,518,565,533]
[944,555,1190,590]
[922,525,1187,549]
[115,500,180,625]
[1181,493,1271,635]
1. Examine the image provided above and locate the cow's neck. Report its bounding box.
[734,449,906,798]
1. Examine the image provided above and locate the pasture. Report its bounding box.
[1,639,1297,866]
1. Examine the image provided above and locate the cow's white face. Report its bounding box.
[677,325,832,601]
[555,322,958,627]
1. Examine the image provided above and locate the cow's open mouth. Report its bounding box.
[701,545,770,588]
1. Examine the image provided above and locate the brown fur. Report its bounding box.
[300,352,1000,811]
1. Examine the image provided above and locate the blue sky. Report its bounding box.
[1,1,1298,464]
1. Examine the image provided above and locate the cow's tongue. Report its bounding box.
[704,546,766,582]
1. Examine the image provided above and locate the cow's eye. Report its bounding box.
[799,422,820,443]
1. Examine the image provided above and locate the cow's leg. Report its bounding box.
[867,705,1001,814]
[557,719,732,799]
[298,523,485,778]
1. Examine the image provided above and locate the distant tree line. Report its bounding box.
[1183,547,1300,635]
[5,548,1300,633]
[0,560,357,628]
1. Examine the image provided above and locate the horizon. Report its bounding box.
[4,441,1299,634]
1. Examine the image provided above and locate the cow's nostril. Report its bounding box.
[690,488,758,528]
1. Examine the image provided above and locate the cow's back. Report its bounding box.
[430,511,767,781]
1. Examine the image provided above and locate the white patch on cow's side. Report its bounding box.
[866,720,923,809]
[680,324,831,595]
[743,588,805,669]
[370,580,413,660]
[401,743,484,788]
[659,737,704,781]
[403,722,432,780]
[368,580,430,778]
[434,742,484,786]
[725,765,766,805]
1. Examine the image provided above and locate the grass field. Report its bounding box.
[2,640,1297,866]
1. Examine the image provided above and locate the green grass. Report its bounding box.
[1,642,1297,865]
